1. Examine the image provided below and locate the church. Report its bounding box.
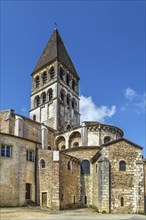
[0,28,146,213]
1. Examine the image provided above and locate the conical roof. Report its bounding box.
[32,29,79,79]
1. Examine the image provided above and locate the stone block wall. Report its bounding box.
[59,153,80,209]
[102,141,144,213]
[0,134,37,206]
[63,147,99,206]
[38,149,54,208]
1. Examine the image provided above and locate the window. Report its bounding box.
[42,71,47,84]
[72,100,75,109]
[67,161,72,171]
[50,67,55,79]
[104,136,111,144]
[67,95,70,105]
[33,115,36,121]
[119,161,126,171]
[72,79,75,90]
[48,146,52,150]
[26,150,34,162]
[42,92,46,104]
[1,145,12,157]
[35,96,40,107]
[66,124,71,130]
[81,160,90,175]
[35,76,40,88]
[121,197,124,206]
[48,89,53,101]
[73,142,79,147]
[60,91,64,101]
[40,159,46,168]
[66,74,70,86]
[60,67,64,80]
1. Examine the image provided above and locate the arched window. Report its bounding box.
[35,76,40,88]
[60,90,64,101]
[67,161,72,171]
[33,115,36,121]
[66,74,70,86]
[74,100,77,111]
[72,99,75,109]
[40,159,45,168]
[66,124,71,130]
[60,67,64,80]
[119,161,126,171]
[35,96,40,107]
[48,89,53,101]
[121,197,124,206]
[48,146,51,150]
[73,142,79,147]
[72,79,75,90]
[67,94,70,106]
[104,136,111,144]
[50,67,55,79]
[42,71,47,84]
[42,92,46,104]
[81,160,90,175]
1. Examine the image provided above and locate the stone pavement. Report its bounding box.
[0,207,146,220]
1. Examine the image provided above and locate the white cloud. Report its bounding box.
[124,87,146,114]
[125,88,137,100]
[79,95,116,123]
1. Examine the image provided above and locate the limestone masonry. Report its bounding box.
[0,29,146,213]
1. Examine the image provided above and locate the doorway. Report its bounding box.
[85,195,87,205]
[26,183,31,199]
[42,192,47,207]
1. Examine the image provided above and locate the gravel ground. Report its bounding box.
[0,207,146,220]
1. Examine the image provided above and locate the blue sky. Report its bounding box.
[1,0,145,156]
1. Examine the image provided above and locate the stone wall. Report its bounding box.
[37,149,53,208]
[102,140,144,213]
[0,133,38,206]
[59,153,80,209]
[63,147,99,206]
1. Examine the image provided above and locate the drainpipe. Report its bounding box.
[35,144,38,205]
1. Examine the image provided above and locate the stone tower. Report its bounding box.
[30,29,80,131]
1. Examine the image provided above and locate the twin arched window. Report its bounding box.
[35,96,40,107]
[34,89,53,107]
[42,71,47,84]
[119,161,126,171]
[35,76,40,88]
[42,92,46,104]
[50,67,55,79]
[48,89,53,101]
[40,159,45,168]
[81,160,90,175]
[60,67,64,80]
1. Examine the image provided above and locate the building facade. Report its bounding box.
[0,29,146,213]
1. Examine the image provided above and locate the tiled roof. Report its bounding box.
[32,29,79,79]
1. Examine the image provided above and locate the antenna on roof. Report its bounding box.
[54,22,57,29]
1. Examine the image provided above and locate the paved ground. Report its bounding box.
[0,207,146,220]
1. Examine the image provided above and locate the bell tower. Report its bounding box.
[30,29,80,131]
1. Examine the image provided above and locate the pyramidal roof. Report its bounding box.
[32,29,79,79]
